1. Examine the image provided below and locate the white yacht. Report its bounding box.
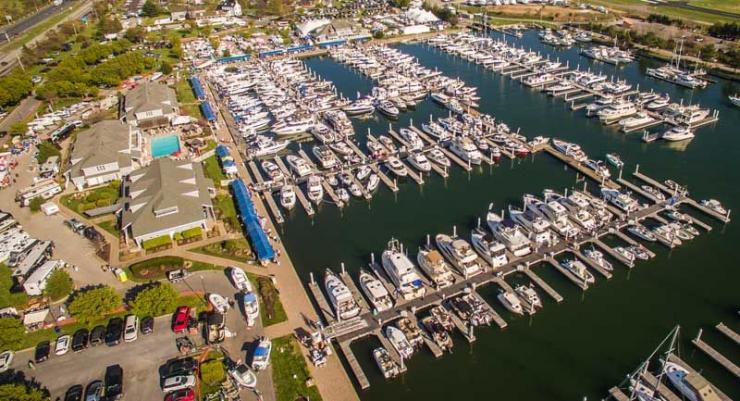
[406,152,432,172]
[373,347,400,380]
[529,196,581,238]
[381,239,426,300]
[367,174,380,192]
[286,154,312,177]
[600,187,640,213]
[426,148,451,167]
[560,259,595,286]
[306,175,323,204]
[509,203,556,247]
[324,269,361,320]
[497,291,524,315]
[416,248,455,289]
[358,269,393,313]
[662,126,694,142]
[343,98,375,115]
[376,99,400,118]
[385,326,414,360]
[514,285,542,309]
[312,145,339,169]
[627,224,657,242]
[598,101,637,122]
[250,137,289,157]
[448,137,482,165]
[278,185,295,210]
[583,247,613,271]
[435,234,483,278]
[260,160,284,182]
[700,199,727,216]
[486,211,532,257]
[470,228,508,268]
[551,138,587,162]
[399,128,424,151]
[272,119,314,136]
[355,165,371,180]
[665,361,720,401]
[385,157,408,177]
[619,113,655,131]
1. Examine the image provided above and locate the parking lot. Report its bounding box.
[10,272,273,401]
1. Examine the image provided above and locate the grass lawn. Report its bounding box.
[36,141,61,164]
[486,16,560,28]
[248,273,287,327]
[0,264,28,309]
[60,181,121,215]
[190,239,253,264]
[203,155,227,187]
[97,219,120,237]
[272,336,323,401]
[126,256,225,282]
[653,4,739,24]
[687,0,740,14]
[174,77,204,119]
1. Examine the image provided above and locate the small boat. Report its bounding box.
[627,224,657,242]
[406,152,432,172]
[700,199,727,216]
[385,326,414,359]
[560,259,595,285]
[627,245,651,261]
[396,318,424,348]
[280,185,296,210]
[730,94,740,108]
[653,225,682,248]
[514,285,542,309]
[261,160,284,181]
[426,147,451,167]
[375,99,400,118]
[324,269,361,320]
[614,246,636,264]
[367,174,380,192]
[241,292,259,326]
[251,337,272,371]
[662,126,694,142]
[306,175,324,204]
[336,188,350,203]
[605,153,624,169]
[356,165,372,180]
[641,185,666,201]
[583,247,613,271]
[209,293,230,314]
[421,315,453,351]
[373,347,400,379]
[358,269,393,312]
[497,291,524,315]
[230,267,253,292]
[385,157,408,177]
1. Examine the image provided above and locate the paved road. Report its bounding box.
[10,271,272,401]
[0,1,71,40]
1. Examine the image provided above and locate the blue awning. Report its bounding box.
[217,54,250,64]
[189,76,206,100]
[200,102,216,122]
[230,180,275,262]
[215,144,230,158]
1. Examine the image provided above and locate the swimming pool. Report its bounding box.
[151,135,180,158]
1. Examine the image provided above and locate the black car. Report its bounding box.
[84,380,103,401]
[90,325,106,346]
[161,357,198,378]
[104,365,123,400]
[34,341,51,363]
[105,318,123,346]
[140,316,154,335]
[64,384,83,401]
[71,328,89,352]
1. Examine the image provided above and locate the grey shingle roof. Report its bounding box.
[124,81,178,121]
[69,120,135,179]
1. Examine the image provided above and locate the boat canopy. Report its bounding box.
[230,179,276,262]
[189,76,206,100]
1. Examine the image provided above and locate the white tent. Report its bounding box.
[404,8,439,24]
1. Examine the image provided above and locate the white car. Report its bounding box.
[161,375,195,392]
[0,351,14,372]
[229,364,257,388]
[123,315,139,343]
[55,335,71,356]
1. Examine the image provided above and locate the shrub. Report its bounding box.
[44,270,74,301]
[0,317,26,351]
[200,360,225,386]
[68,286,121,325]
[142,235,172,250]
[128,283,179,318]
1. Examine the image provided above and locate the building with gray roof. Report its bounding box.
[122,81,179,129]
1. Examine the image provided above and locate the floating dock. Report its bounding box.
[639,371,682,401]
[340,268,370,314]
[608,387,631,401]
[309,273,336,324]
[522,268,564,303]
[592,239,635,268]
[471,291,507,329]
[692,329,740,379]
[546,257,589,290]
[574,250,613,279]
[716,322,740,345]
[543,145,619,189]
[338,341,370,389]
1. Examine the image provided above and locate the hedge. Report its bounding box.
[176,227,202,241]
[142,235,172,250]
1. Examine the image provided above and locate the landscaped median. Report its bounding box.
[125,256,223,282]
[191,238,254,263]
[272,335,323,401]
[60,180,121,215]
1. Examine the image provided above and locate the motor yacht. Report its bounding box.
[385,326,414,359]
[396,318,424,349]
[373,347,400,379]
[497,291,524,315]
[427,148,451,167]
[606,153,624,169]
[249,137,289,157]
[515,285,543,310]
[343,98,375,115]
[286,155,312,177]
[385,157,408,177]
[583,247,613,271]
[324,269,361,320]
[381,239,426,300]
[435,234,483,278]
[641,185,666,201]
[306,175,323,204]
[509,203,557,247]
[601,187,640,213]
[470,228,508,268]
[312,145,339,169]
[260,160,284,182]
[421,314,453,351]
[486,211,532,257]
[700,199,727,216]
[407,152,432,172]
[614,246,637,264]
[449,137,482,165]
[416,248,455,289]
[662,126,694,142]
[280,185,296,210]
[627,224,657,242]
[367,174,380,192]
[652,225,682,248]
[356,165,372,180]
[399,128,424,151]
[358,269,393,312]
[560,258,595,286]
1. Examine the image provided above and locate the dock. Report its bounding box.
[716,322,740,345]
[368,163,399,192]
[308,273,336,324]
[522,268,564,303]
[410,125,472,171]
[692,329,740,379]
[406,312,444,358]
[592,239,634,268]
[274,156,315,217]
[375,329,409,372]
[611,230,656,258]
[472,291,507,329]
[546,257,589,290]
[340,268,370,314]
[617,178,663,203]
[338,341,370,389]
[261,191,285,225]
[446,305,476,342]
[247,161,265,184]
[639,371,682,401]
[574,250,613,279]
[665,354,734,401]
[608,387,631,401]
[543,145,618,189]
[493,277,534,314]
[322,179,345,208]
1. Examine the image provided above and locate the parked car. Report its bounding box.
[64,218,87,234]
[166,269,190,283]
[172,306,191,333]
[140,316,154,335]
[0,351,14,373]
[55,335,71,355]
[34,341,51,363]
[161,375,195,393]
[123,315,138,343]
[90,325,106,346]
[83,226,102,242]
[105,318,123,346]
[64,384,83,401]
[161,357,198,378]
[72,329,89,352]
[84,380,103,401]
[104,365,123,400]
[164,388,195,401]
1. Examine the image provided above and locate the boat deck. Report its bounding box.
[545,257,589,290]
[573,250,613,279]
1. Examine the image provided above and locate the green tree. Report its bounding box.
[128,283,178,318]
[28,197,44,213]
[0,383,47,401]
[141,0,160,17]
[98,16,122,35]
[0,317,25,351]
[44,270,74,301]
[160,60,173,74]
[68,286,121,325]
[124,27,146,43]
[8,121,27,136]
[200,360,225,385]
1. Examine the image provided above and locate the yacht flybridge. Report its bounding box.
[435,234,483,278]
[381,239,426,300]
[486,210,532,257]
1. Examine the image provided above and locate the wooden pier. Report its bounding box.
[309,274,336,324]
[608,387,631,401]
[247,161,265,184]
[338,341,370,389]
[340,268,370,314]
[543,145,619,189]
[611,230,656,258]
[447,306,476,343]
[406,312,444,358]
[592,239,634,268]
[322,179,345,208]
[274,156,315,217]
[261,191,285,225]
[693,329,740,379]
[375,329,409,372]
[522,268,564,303]
[493,277,535,314]
[617,178,663,203]
[640,371,682,401]
[666,354,734,401]
[546,257,589,290]
[716,322,740,345]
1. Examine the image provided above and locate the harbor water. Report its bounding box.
[280,30,740,400]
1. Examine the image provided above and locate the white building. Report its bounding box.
[23,260,62,296]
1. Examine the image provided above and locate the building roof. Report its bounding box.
[124,81,178,121]
[69,121,136,179]
[121,158,213,239]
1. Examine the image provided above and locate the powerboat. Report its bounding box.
[399,128,424,151]
[435,234,483,278]
[486,211,532,257]
[230,267,253,292]
[209,293,230,314]
[509,203,557,247]
[652,225,682,248]
[416,248,455,289]
[251,337,272,371]
[700,199,727,216]
[641,185,666,201]
[280,185,296,210]
[373,347,400,379]
[286,155,312,177]
[249,137,289,157]
[662,126,694,142]
[601,187,640,213]
[306,175,323,204]
[406,152,432,172]
[312,145,339,169]
[385,157,408,177]
[356,165,372,180]
[627,224,657,242]
[324,269,361,320]
[497,291,524,315]
[358,269,393,312]
[614,246,637,264]
[583,247,613,271]
[421,314,453,351]
[381,239,426,300]
[367,174,380,192]
[470,228,508,269]
[448,137,482,165]
[385,326,414,359]
[343,98,375,115]
[396,318,424,349]
[336,188,350,203]
[560,259,595,286]
[426,147,451,167]
[627,245,651,261]
[664,361,720,401]
[241,292,259,327]
[514,285,542,309]
[606,153,624,169]
[375,99,400,118]
[260,160,284,182]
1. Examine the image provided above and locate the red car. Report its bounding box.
[172,306,191,333]
[165,388,194,401]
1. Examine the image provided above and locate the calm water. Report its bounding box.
[280,31,740,400]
